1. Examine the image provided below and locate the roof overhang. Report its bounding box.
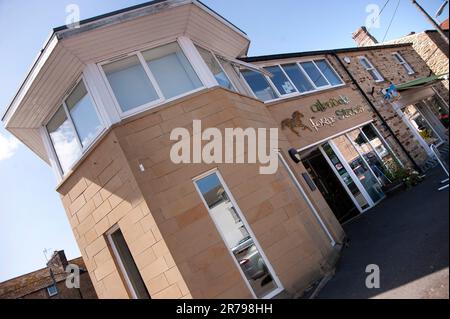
[2,0,250,164]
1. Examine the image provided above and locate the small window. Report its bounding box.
[194,171,280,298]
[263,65,297,95]
[196,45,235,91]
[142,43,202,99]
[103,55,160,113]
[107,227,151,299]
[47,284,58,297]
[241,69,278,101]
[315,60,343,86]
[300,61,329,87]
[393,52,415,75]
[359,56,384,82]
[281,63,315,93]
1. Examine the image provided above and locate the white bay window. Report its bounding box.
[46,79,104,174]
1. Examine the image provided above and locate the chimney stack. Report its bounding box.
[46,250,68,272]
[352,26,379,47]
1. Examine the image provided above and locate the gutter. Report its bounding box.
[331,53,423,174]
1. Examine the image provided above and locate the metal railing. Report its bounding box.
[430,144,449,191]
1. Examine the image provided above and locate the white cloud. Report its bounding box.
[0,133,19,161]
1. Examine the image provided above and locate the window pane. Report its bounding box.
[368,69,382,81]
[195,173,278,298]
[241,69,278,101]
[362,124,401,174]
[315,60,343,86]
[282,64,314,93]
[196,46,234,91]
[143,43,202,99]
[300,61,329,87]
[393,53,403,63]
[110,228,151,299]
[359,57,371,69]
[103,55,159,112]
[46,106,82,173]
[264,65,296,95]
[66,81,103,147]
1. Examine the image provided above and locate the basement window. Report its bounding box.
[392,52,415,75]
[107,226,151,299]
[46,79,104,174]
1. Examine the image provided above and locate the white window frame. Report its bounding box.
[106,224,140,299]
[240,58,345,103]
[194,44,238,92]
[97,38,206,119]
[47,284,58,297]
[43,76,107,177]
[358,56,384,82]
[193,168,284,299]
[392,52,415,75]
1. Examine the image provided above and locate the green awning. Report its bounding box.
[395,73,449,91]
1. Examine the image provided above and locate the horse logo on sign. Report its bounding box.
[281,111,312,136]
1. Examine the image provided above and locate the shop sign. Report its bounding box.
[280,95,366,134]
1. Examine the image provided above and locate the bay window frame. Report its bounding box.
[193,168,284,299]
[97,38,206,119]
[43,76,106,178]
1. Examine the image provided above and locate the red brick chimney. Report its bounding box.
[352,26,379,47]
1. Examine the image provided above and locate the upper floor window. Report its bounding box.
[101,42,203,116]
[46,79,104,174]
[196,45,236,91]
[47,284,58,297]
[393,52,415,75]
[242,58,343,102]
[359,56,384,82]
[241,69,278,101]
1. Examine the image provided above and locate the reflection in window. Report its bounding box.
[143,43,202,99]
[103,55,159,112]
[46,106,82,173]
[196,46,235,91]
[195,172,279,298]
[281,64,315,93]
[66,81,103,147]
[241,70,278,101]
[108,228,151,299]
[300,61,329,87]
[315,60,343,86]
[263,65,296,95]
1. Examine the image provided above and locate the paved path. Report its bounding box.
[317,167,449,299]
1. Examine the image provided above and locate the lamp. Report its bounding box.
[288,148,301,163]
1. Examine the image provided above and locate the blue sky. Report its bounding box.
[0,0,448,282]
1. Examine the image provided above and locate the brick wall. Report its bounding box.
[56,87,345,299]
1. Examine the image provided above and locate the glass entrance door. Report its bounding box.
[331,135,385,204]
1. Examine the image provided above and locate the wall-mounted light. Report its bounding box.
[343,57,351,64]
[288,148,301,164]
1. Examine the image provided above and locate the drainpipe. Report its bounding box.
[332,53,423,173]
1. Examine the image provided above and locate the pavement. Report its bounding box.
[316,167,449,299]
